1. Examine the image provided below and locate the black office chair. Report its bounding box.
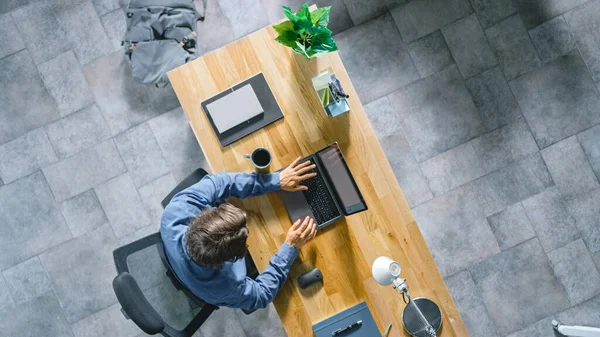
[112,168,217,337]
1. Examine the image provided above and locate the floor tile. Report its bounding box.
[509,51,600,149]
[56,2,113,65]
[0,172,72,270]
[0,292,74,337]
[342,0,389,25]
[505,316,556,337]
[565,0,600,83]
[92,0,120,16]
[548,239,600,305]
[38,51,95,117]
[412,184,499,277]
[442,14,498,78]
[474,153,554,216]
[390,0,472,43]
[217,0,268,39]
[462,304,500,337]
[236,304,286,337]
[471,118,538,173]
[51,0,88,13]
[379,131,433,208]
[2,257,52,304]
[71,303,141,337]
[95,173,151,238]
[387,65,485,162]
[541,136,599,199]
[0,0,31,14]
[0,276,15,312]
[485,14,541,80]
[470,238,569,335]
[199,307,247,337]
[420,142,485,196]
[0,128,57,184]
[261,0,353,34]
[567,188,600,254]
[43,140,127,201]
[443,270,483,313]
[11,1,70,64]
[126,243,168,291]
[138,173,176,225]
[115,123,170,188]
[364,96,403,139]
[336,13,418,104]
[0,14,24,59]
[594,252,600,273]
[194,0,235,54]
[100,9,127,53]
[529,16,576,63]
[118,223,159,246]
[45,104,111,159]
[512,0,589,29]
[407,30,454,78]
[522,187,579,253]
[148,108,209,182]
[39,224,118,323]
[83,51,180,135]
[578,124,600,181]
[60,189,107,237]
[556,294,600,328]
[487,202,536,250]
[465,66,521,131]
[469,0,516,29]
[0,50,59,145]
[143,281,194,329]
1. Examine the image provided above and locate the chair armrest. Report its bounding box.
[113,232,162,274]
[113,272,165,335]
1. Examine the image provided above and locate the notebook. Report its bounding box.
[205,84,264,133]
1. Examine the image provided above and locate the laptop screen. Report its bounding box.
[317,144,367,215]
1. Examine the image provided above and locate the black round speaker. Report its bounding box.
[402,297,442,337]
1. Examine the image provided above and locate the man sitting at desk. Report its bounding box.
[161,158,317,312]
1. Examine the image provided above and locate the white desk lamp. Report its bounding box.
[372,257,441,337]
[553,320,600,337]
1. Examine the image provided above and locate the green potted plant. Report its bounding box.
[272,3,338,59]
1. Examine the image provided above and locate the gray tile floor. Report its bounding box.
[0,0,600,336]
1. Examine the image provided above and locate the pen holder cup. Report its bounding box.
[312,71,350,117]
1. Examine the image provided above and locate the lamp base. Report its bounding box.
[402,297,442,337]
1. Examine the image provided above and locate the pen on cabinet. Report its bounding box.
[331,320,362,336]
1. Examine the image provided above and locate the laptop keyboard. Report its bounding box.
[300,160,341,226]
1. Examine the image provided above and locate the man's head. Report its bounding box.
[186,203,249,268]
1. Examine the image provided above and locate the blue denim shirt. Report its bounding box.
[160,172,299,311]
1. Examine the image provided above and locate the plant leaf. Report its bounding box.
[281,6,297,23]
[275,30,298,48]
[309,26,338,53]
[272,20,294,35]
[294,17,312,33]
[310,6,331,27]
[292,41,311,59]
[296,2,311,21]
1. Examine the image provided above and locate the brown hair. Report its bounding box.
[186,202,249,268]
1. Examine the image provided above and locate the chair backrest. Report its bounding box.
[113,272,165,335]
[161,168,209,208]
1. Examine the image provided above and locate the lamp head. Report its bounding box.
[371,256,401,286]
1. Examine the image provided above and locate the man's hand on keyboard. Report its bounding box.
[280,157,317,192]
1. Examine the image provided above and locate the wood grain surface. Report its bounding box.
[168,18,469,337]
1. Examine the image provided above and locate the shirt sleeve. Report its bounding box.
[227,243,299,311]
[170,171,281,210]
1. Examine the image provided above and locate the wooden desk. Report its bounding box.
[168,22,468,337]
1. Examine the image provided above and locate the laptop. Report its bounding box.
[279,142,368,229]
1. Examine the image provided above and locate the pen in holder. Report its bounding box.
[312,71,350,117]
